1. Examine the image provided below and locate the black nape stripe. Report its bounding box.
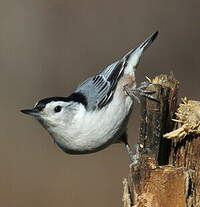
[35,92,88,110]
[67,92,88,107]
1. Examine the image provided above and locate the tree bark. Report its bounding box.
[123,74,200,207]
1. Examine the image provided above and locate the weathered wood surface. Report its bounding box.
[166,99,200,207]
[123,74,200,207]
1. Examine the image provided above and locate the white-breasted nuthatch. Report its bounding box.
[21,31,158,161]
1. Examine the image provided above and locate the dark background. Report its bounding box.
[0,0,199,206]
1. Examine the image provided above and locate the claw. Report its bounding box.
[124,82,160,103]
[124,85,141,103]
[125,144,140,165]
[143,93,160,103]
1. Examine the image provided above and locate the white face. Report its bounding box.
[36,101,78,128]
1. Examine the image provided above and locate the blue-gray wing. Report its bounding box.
[75,31,159,110]
[76,59,126,110]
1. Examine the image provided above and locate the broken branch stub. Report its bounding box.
[139,73,179,165]
[123,73,200,207]
[164,98,200,206]
[164,98,200,170]
[123,73,185,207]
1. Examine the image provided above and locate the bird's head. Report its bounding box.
[21,97,80,128]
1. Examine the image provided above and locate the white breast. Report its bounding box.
[51,72,136,154]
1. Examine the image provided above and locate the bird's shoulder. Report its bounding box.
[76,59,127,110]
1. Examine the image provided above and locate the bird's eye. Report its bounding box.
[54,105,62,113]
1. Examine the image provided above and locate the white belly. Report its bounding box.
[51,73,135,154]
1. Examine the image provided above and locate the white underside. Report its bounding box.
[43,34,155,154]
[48,70,136,154]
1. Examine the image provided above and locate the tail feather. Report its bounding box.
[123,31,159,70]
[139,31,159,51]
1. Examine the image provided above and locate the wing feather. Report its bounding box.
[76,59,127,110]
[75,31,158,110]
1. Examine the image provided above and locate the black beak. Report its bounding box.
[21,108,39,116]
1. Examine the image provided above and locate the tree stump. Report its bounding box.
[122,74,200,207]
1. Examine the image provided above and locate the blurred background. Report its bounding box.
[0,0,199,206]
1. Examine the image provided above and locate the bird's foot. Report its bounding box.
[124,82,159,103]
[125,143,140,165]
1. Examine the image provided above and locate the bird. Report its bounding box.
[21,31,158,161]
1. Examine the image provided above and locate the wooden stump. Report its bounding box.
[123,74,200,207]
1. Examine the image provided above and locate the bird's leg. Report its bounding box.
[124,82,158,103]
[119,132,140,164]
[125,143,140,165]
